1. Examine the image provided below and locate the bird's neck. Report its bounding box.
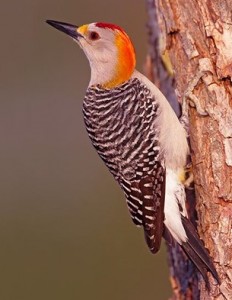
[89,32,136,88]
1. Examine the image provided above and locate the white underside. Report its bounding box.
[164,168,188,244]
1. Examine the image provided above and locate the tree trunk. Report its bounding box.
[145,0,232,299]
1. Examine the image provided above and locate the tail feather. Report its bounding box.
[181,241,211,289]
[181,216,220,287]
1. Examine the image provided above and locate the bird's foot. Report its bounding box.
[183,163,194,190]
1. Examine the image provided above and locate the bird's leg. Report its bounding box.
[179,58,214,133]
[183,162,194,190]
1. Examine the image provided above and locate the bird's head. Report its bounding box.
[46,20,136,88]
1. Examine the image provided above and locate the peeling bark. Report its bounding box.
[145,0,232,299]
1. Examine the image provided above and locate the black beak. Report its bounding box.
[46,20,83,40]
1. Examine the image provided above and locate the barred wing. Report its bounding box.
[121,158,166,254]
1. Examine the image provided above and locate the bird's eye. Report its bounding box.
[89,31,100,41]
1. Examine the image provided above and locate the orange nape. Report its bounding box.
[96,23,136,89]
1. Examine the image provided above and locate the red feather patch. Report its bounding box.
[95,22,125,33]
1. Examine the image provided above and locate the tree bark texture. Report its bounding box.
[145,0,232,299]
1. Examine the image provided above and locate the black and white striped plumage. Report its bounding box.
[83,78,165,253]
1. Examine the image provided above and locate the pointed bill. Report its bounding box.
[46,20,83,40]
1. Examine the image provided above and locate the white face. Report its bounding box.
[76,23,118,86]
[77,24,117,63]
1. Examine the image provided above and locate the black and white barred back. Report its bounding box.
[83,78,166,253]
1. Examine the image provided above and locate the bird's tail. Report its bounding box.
[180,216,220,289]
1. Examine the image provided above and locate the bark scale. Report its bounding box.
[145,1,232,299]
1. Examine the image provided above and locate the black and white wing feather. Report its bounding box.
[121,143,165,253]
[83,78,165,253]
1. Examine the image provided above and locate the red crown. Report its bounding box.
[95,22,125,34]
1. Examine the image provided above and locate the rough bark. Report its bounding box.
[145,0,232,299]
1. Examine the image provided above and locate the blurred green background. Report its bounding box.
[0,0,171,299]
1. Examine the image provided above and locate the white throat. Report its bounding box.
[88,58,117,87]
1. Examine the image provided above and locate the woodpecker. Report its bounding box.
[46,20,219,286]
